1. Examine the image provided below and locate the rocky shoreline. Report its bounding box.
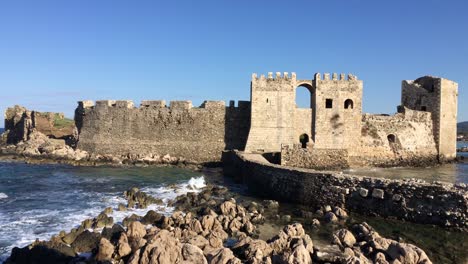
[5,184,436,264]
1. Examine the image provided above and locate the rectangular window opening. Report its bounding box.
[326,99,333,109]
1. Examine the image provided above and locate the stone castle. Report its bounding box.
[74,72,458,169]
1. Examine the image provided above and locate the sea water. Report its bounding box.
[0,162,208,261]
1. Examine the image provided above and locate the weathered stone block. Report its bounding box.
[372,189,385,199]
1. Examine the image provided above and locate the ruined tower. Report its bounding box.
[401,76,458,160]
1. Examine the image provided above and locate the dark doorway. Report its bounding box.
[344,99,354,109]
[299,134,309,148]
[387,134,396,143]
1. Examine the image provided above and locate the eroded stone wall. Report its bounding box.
[358,107,438,166]
[75,100,250,163]
[402,76,458,159]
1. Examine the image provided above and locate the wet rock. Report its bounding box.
[7,241,76,264]
[93,212,114,228]
[141,210,163,225]
[71,230,100,253]
[101,224,125,243]
[118,203,127,211]
[122,214,142,227]
[102,207,113,215]
[96,237,114,261]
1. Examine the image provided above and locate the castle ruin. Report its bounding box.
[74,72,458,168]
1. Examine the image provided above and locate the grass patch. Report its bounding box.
[53,114,74,128]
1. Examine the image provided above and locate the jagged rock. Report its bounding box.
[7,241,76,264]
[93,212,114,228]
[118,203,127,211]
[386,242,432,264]
[181,243,208,264]
[117,233,132,257]
[96,237,114,261]
[220,200,237,218]
[334,229,356,248]
[141,210,163,225]
[187,235,209,249]
[122,214,142,227]
[140,230,181,264]
[127,221,146,239]
[71,230,100,253]
[102,207,113,215]
[323,212,338,223]
[333,207,348,219]
[101,224,125,242]
[207,248,241,264]
[283,243,312,264]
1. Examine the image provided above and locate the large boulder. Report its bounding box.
[95,237,115,261]
[71,230,100,253]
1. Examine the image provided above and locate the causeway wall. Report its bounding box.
[222,150,468,228]
[75,100,250,163]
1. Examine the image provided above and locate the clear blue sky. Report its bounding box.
[0,0,467,122]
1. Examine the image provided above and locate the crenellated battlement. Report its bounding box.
[141,100,166,108]
[251,72,297,82]
[314,73,358,81]
[77,99,250,111]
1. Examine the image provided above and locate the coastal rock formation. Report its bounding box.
[4,186,434,264]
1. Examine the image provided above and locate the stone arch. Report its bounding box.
[299,133,309,148]
[295,82,314,108]
[344,99,354,109]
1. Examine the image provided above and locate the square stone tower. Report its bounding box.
[401,76,458,159]
[245,72,297,152]
[312,73,363,152]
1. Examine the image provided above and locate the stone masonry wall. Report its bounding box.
[357,107,438,166]
[313,73,363,153]
[222,150,468,228]
[401,76,458,160]
[74,100,250,163]
[281,144,349,170]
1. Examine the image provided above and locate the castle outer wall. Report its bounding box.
[74,100,250,163]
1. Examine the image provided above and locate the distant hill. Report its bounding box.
[458,122,468,135]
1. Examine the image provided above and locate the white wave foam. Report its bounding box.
[0,176,207,262]
[0,193,8,199]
